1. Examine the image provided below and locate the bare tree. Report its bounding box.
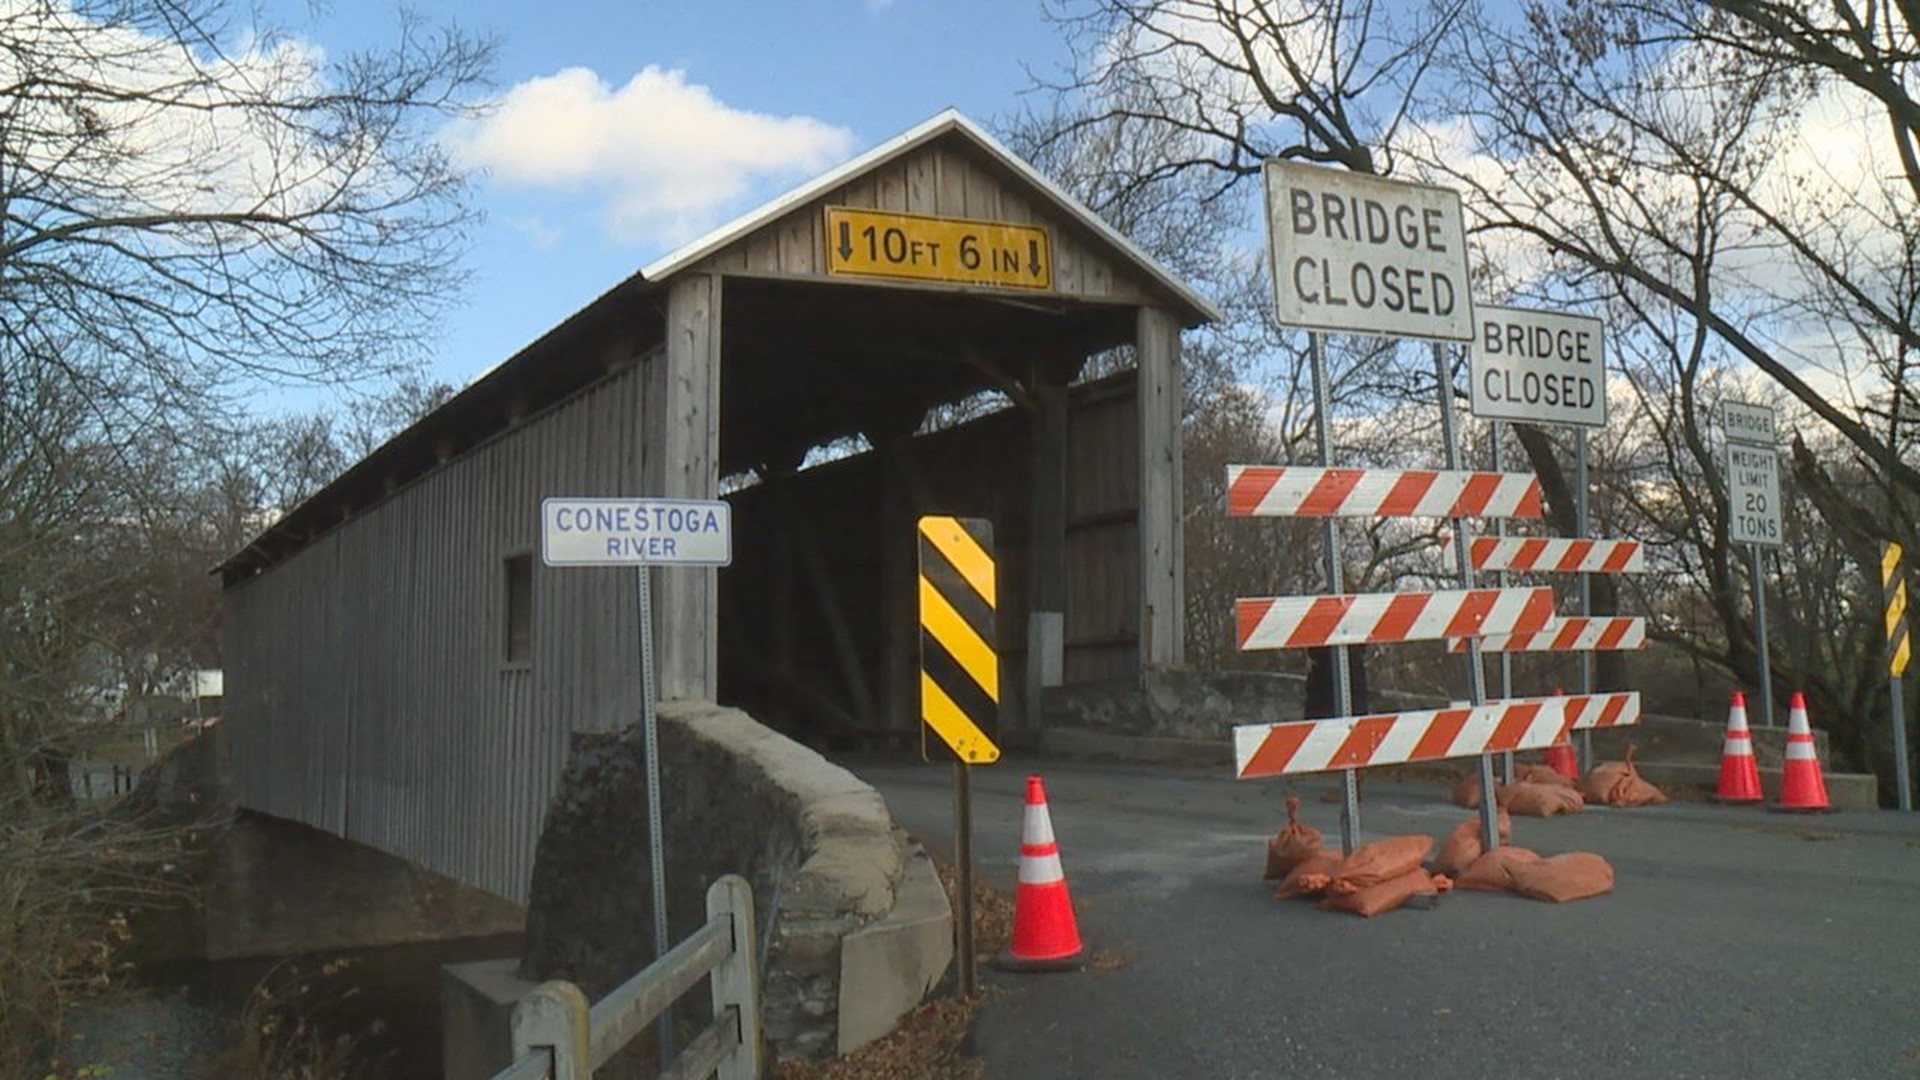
[1412,0,1917,790]
[0,1,490,423]
[1424,1,1918,501]
[1020,2,1485,661]
[1,0,488,773]
[0,3,488,1067]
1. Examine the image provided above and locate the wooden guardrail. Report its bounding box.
[491,874,760,1080]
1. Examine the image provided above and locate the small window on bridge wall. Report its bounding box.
[504,552,533,666]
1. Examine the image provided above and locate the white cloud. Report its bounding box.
[444,66,856,244]
[0,4,344,219]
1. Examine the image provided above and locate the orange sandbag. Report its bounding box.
[1514,763,1576,788]
[1503,781,1585,817]
[1273,851,1342,899]
[1431,810,1513,876]
[1454,846,1543,892]
[1320,867,1446,917]
[1453,774,1515,809]
[1326,835,1434,895]
[1510,852,1615,903]
[1263,795,1324,879]
[1581,746,1667,807]
[1580,745,1634,802]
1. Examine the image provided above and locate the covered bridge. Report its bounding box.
[217,109,1218,902]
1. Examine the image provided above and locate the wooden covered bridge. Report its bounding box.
[216,110,1218,902]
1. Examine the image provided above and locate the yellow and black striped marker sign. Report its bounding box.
[918,516,1001,764]
[1886,541,1911,678]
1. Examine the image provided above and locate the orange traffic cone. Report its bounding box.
[1715,691,1763,803]
[996,774,1085,971]
[1544,686,1579,781]
[1774,692,1831,813]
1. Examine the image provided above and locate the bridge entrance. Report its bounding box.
[217,110,1214,902]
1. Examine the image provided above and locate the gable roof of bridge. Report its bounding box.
[629,107,1221,324]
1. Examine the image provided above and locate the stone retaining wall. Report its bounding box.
[520,701,947,1065]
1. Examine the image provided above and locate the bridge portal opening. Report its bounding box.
[714,274,1149,748]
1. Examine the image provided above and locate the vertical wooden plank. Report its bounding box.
[745,230,781,274]
[906,153,937,214]
[701,243,749,272]
[1137,308,1182,674]
[410,464,431,865]
[841,175,877,211]
[452,452,475,881]
[875,160,908,211]
[934,146,966,218]
[997,187,1033,224]
[778,209,816,275]
[657,274,723,700]
[960,154,1001,221]
[1052,235,1084,298]
[877,446,915,736]
[1087,251,1114,298]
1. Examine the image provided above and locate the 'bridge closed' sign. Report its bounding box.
[1263,162,1473,342]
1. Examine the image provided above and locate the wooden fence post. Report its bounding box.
[707,874,762,1080]
[511,980,591,1080]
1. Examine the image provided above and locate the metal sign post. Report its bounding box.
[1749,543,1775,731]
[1575,429,1594,767]
[1884,542,1912,812]
[953,762,975,994]
[1434,342,1501,849]
[539,496,734,1069]
[1308,333,1361,853]
[1489,423,1516,784]
[634,566,672,1064]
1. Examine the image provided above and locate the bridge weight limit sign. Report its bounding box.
[540,496,732,1064]
[1720,404,1784,726]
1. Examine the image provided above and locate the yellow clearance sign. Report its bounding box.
[824,207,1051,291]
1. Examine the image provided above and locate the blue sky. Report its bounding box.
[278,1,1075,395]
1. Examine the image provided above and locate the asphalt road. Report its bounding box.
[848,756,1920,1079]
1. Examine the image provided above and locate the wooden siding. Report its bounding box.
[1064,377,1143,684]
[225,357,656,903]
[693,139,1148,308]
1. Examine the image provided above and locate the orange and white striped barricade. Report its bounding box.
[1227,466,1544,519]
[1447,615,1647,653]
[1233,691,1641,779]
[1235,586,1556,651]
[1460,536,1645,574]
